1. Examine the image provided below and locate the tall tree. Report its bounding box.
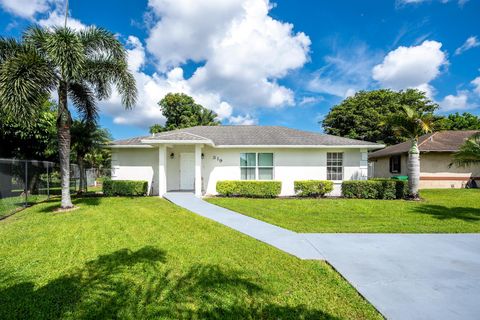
[0,26,136,209]
[436,112,480,130]
[322,89,438,145]
[0,99,57,160]
[149,93,220,134]
[389,106,436,199]
[451,132,480,168]
[71,120,111,193]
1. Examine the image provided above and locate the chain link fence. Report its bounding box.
[0,158,80,219]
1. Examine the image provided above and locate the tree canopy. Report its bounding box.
[321,89,438,145]
[0,99,57,160]
[436,112,480,130]
[150,93,220,134]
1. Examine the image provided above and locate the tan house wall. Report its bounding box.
[370,152,480,189]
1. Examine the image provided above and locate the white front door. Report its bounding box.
[180,153,195,190]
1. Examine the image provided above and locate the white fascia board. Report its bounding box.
[108,145,154,149]
[214,144,385,149]
[140,139,214,146]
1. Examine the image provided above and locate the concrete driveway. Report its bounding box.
[164,193,480,320]
[303,234,480,320]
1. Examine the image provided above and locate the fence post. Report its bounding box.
[46,162,50,199]
[24,160,28,207]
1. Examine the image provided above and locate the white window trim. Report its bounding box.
[240,152,274,180]
[326,152,344,181]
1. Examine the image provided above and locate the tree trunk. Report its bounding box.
[407,138,420,199]
[57,82,74,208]
[78,155,86,194]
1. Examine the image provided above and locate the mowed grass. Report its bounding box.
[0,197,381,319]
[207,189,480,233]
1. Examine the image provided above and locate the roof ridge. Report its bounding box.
[418,132,437,148]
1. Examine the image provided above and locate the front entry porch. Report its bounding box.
[158,143,204,197]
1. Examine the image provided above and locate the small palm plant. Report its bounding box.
[390,105,435,199]
[71,120,111,193]
[0,26,136,209]
[452,132,480,167]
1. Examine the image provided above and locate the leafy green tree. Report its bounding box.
[71,120,111,193]
[0,100,57,160]
[389,106,436,199]
[436,112,480,130]
[0,26,137,208]
[322,89,438,145]
[451,133,480,168]
[149,93,220,134]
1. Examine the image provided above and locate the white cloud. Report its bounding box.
[298,96,323,106]
[472,77,480,95]
[0,0,53,18]
[145,0,310,112]
[372,40,447,97]
[308,44,380,97]
[439,91,475,111]
[38,9,87,30]
[397,0,468,6]
[228,114,257,125]
[455,36,480,55]
[100,37,244,127]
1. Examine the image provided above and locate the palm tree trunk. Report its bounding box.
[58,82,74,208]
[407,138,420,199]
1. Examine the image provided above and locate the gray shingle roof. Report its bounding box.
[112,125,383,147]
[369,130,479,159]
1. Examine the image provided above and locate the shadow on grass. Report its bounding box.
[0,246,339,320]
[38,197,103,213]
[413,204,480,222]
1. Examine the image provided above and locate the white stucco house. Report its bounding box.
[109,126,384,197]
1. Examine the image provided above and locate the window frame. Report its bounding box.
[240,152,274,181]
[389,155,401,174]
[326,152,344,181]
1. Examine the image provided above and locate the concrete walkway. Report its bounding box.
[164,192,480,320]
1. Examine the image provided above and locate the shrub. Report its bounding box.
[294,180,334,197]
[103,180,148,196]
[216,180,281,198]
[342,179,408,200]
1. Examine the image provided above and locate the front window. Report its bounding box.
[389,155,401,173]
[240,153,273,180]
[327,152,343,180]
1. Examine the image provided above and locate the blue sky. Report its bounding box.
[1,0,479,139]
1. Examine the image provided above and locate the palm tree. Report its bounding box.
[71,120,111,193]
[452,132,480,167]
[0,26,136,208]
[390,105,435,199]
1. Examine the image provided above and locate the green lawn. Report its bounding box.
[207,189,480,233]
[0,197,380,319]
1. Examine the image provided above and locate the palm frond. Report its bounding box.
[83,57,137,108]
[0,37,23,63]
[79,27,126,61]
[68,82,98,122]
[452,133,480,167]
[0,45,56,123]
[43,27,85,80]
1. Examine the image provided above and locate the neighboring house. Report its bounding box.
[369,130,480,188]
[109,126,383,197]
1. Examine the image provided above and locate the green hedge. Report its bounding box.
[103,180,148,196]
[294,180,334,197]
[216,181,281,198]
[342,179,408,200]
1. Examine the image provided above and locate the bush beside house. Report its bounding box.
[216,181,281,198]
[103,180,148,196]
[294,180,333,197]
[342,179,408,200]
